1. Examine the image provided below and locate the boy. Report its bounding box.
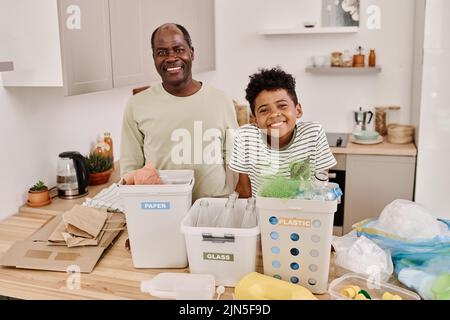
[229,67,336,197]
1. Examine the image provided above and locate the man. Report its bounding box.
[120,23,238,200]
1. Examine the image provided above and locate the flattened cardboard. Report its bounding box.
[1,211,125,273]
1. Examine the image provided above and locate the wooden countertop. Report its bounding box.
[330,135,417,157]
[1,165,340,300]
[1,164,408,300]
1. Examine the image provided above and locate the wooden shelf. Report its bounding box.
[259,26,358,35]
[0,61,14,72]
[305,66,382,74]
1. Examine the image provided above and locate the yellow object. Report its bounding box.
[381,291,403,300]
[354,293,369,300]
[340,285,361,298]
[382,291,402,300]
[235,272,317,300]
[382,292,393,300]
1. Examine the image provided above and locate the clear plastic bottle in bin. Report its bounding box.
[241,197,257,228]
[196,200,211,227]
[297,171,342,201]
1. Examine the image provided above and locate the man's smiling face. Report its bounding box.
[152,25,194,88]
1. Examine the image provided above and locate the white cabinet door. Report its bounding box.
[344,155,416,233]
[0,0,63,86]
[58,0,113,95]
[108,0,215,86]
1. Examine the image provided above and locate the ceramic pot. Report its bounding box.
[27,189,51,207]
[89,169,113,186]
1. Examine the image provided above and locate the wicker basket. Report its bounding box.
[387,124,415,144]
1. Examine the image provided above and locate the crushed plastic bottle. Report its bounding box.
[296,171,342,202]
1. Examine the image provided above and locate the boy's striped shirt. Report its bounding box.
[229,121,337,197]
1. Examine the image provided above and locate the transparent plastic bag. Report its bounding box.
[375,199,450,239]
[332,231,394,282]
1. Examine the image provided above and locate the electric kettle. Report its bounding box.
[57,151,89,199]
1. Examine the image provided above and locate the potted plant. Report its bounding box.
[27,180,51,207]
[85,152,113,185]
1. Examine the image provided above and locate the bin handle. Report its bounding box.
[287,207,303,211]
[202,233,235,243]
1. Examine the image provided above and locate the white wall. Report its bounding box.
[201,0,416,132]
[0,0,417,220]
[0,83,132,220]
[414,0,450,219]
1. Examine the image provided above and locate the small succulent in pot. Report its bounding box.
[30,180,48,192]
[28,180,51,207]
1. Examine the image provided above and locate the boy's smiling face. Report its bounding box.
[254,89,302,147]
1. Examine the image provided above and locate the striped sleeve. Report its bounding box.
[314,125,337,171]
[228,127,250,174]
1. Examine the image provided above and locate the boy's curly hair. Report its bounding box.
[245,67,299,116]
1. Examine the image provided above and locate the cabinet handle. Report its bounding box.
[328,173,337,179]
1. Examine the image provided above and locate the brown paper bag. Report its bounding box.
[62,205,107,239]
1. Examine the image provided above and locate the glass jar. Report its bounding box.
[331,52,343,67]
[375,107,388,136]
[387,106,401,127]
[342,50,353,67]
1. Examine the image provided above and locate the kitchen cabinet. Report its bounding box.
[0,0,215,95]
[0,0,63,86]
[343,154,416,234]
[58,0,113,96]
[0,62,14,72]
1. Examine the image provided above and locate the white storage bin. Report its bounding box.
[181,198,260,287]
[256,197,337,294]
[118,170,194,268]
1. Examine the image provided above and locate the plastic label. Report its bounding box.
[203,252,234,262]
[140,202,171,210]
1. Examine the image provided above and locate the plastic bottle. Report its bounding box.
[241,198,257,228]
[196,200,210,227]
[311,171,328,200]
[303,172,342,201]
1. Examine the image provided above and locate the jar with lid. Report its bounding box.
[342,50,353,67]
[331,52,343,67]
[386,106,401,127]
[375,107,388,136]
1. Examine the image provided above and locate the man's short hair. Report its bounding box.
[151,23,192,50]
[245,67,299,116]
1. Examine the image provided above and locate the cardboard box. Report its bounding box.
[1,210,126,273]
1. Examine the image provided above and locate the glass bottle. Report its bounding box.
[241,198,257,228]
[104,132,113,161]
[214,192,239,228]
[369,49,376,67]
[196,200,210,227]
